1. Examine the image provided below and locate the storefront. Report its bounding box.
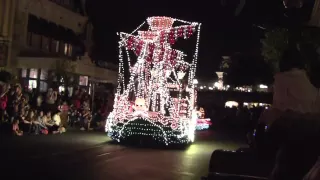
[16,54,117,96]
[20,68,49,92]
[19,67,116,98]
[19,68,91,93]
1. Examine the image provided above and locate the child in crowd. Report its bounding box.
[92,110,106,131]
[80,108,92,131]
[33,111,48,135]
[51,110,65,134]
[26,110,39,134]
[45,111,54,125]
[12,119,23,136]
[20,109,32,133]
[68,105,79,127]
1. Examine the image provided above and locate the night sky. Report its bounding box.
[86,0,285,80]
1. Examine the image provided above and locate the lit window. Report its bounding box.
[79,76,88,86]
[40,69,48,80]
[59,86,65,93]
[21,69,27,78]
[68,44,72,56]
[64,43,68,55]
[39,81,48,92]
[29,69,38,79]
[55,41,60,53]
[28,80,37,90]
[67,87,73,97]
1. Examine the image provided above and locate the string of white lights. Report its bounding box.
[130,21,146,35]
[106,16,201,145]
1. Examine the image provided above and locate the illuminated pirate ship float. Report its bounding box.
[106,17,202,145]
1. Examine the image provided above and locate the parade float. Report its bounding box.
[105,17,202,145]
[195,107,212,130]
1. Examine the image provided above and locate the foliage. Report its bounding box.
[0,67,20,84]
[0,70,12,83]
[261,27,320,87]
[52,59,76,87]
[261,28,290,72]
[224,57,273,86]
[220,54,273,87]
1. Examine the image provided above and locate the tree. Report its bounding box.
[220,54,273,87]
[52,59,76,89]
[0,69,13,83]
[0,67,20,85]
[261,27,320,87]
[261,28,290,73]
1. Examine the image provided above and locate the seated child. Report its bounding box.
[33,110,48,135]
[50,110,63,134]
[12,119,23,136]
[68,106,79,127]
[80,109,92,131]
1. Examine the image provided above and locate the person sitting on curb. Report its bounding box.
[12,119,23,136]
[51,110,66,134]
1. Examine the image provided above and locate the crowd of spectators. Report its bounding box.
[0,83,112,136]
[203,104,266,134]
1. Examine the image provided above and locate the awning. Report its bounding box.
[47,22,58,38]
[89,77,112,84]
[28,15,55,37]
[28,14,79,43]
[27,14,39,33]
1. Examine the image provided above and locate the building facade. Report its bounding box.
[310,0,320,27]
[0,0,117,93]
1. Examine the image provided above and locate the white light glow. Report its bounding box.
[225,101,239,108]
[193,79,198,85]
[259,84,268,89]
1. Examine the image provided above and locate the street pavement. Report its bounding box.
[0,129,246,180]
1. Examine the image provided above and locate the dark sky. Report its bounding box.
[86,0,285,79]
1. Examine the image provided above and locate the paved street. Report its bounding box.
[0,129,246,180]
